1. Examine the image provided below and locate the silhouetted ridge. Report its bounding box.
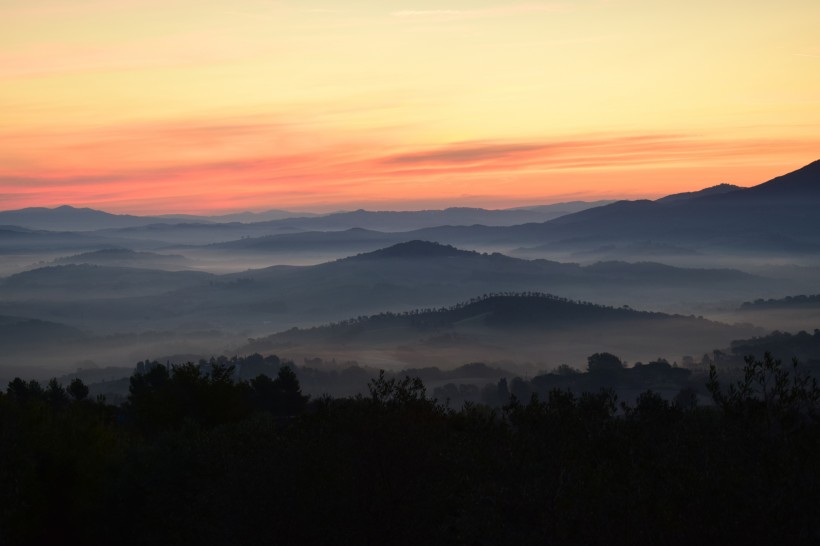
[656,183,744,203]
[0,315,86,347]
[269,293,666,340]
[741,294,820,309]
[349,240,480,260]
[748,159,820,195]
[431,293,653,327]
[65,248,137,257]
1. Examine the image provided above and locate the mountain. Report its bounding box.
[0,241,769,342]
[157,209,316,223]
[0,315,86,350]
[656,183,744,203]
[0,240,776,370]
[243,293,760,369]
[52,248,192,270]
[729,329,820,364]
[347,240,476,260]
[0,205,169,231]
[211,227,399,252]
[189,241,765,331]
[104,202,617,247]
[0,225,140,253]
[414,160,820,257]
[0,264,214,299]
[97,221,306,246]
[508,200,616,214]
[0,201,611,242]
[736,159,820,199]
[241,202,613,232]
[740,294,820,310]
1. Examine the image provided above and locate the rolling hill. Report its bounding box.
[243,293,761,370]
[0,205,166,231]
[0,241,771,339]
[0,264,214,299]
[52,248,192,270]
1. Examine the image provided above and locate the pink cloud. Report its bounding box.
[3,116,819,213]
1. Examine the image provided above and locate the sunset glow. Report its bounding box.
[2,0,819,213]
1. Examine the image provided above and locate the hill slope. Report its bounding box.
[0,205,166,231]
[244,293,761,369]
[411,160,820,257]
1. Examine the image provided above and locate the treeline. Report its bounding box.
[742,294,820,309]
[730,329,820,364]
[1,354,820,545]
[433,353,697,408]
[295,292,642,331]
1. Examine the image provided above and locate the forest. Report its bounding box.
[1,352,819,545]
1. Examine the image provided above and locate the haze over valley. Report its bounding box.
[2,161,819,392]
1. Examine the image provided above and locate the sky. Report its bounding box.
[1,0,819,214]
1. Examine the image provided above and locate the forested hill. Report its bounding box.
[741,294,820,309]
[344,240,479,260]
[260,292,702,340]
[243,292,758,368]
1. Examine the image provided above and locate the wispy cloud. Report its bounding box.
[793,53,820,59]
[378,135,820,182]
[386,142,549,164]
[384,135,690,166]
[3,116,819,213]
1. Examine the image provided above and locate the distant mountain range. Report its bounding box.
[0,201,615,234]
[3,161,816,374]
[740,294,820,310]
[0,315,86,351]
[156,209,317,224]
[192,160,820,260]
[3,160,818,262]
[0,206,166,231]
[240,203,617,232]
[52,248,192,270]
[0,264,213,300]
[0,225,143,253]
[0,240,769,336]
[375,160,820,257]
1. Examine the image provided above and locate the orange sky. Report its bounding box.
[1,0,819,214]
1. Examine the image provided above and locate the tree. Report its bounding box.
[368,370,427,406]
[273,366,309,416]
[67,378,90,401]
[45,378,68,408]
[708,352,820,432]
[496,378,510,404]
[248,366,308,416]
[7,377,31,400]
[586,352,624,375]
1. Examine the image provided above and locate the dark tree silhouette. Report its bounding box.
[67,378,90,401]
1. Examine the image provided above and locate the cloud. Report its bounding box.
[4,117,820,214]
[386,143,549,164]
[378,134,820,179]
[383,135,690,166]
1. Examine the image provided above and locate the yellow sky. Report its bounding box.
[1,0,818,213]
